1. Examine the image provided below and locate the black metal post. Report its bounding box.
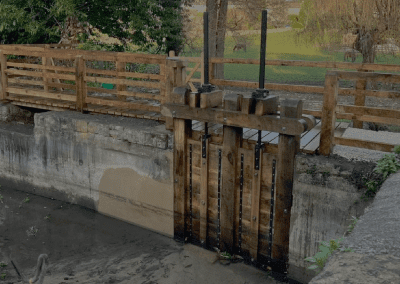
[199,12,214,94]
[252,10,269,99]
[203,12,209,86]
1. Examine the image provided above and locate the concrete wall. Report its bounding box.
[0,103,375,283]
[0,104,174,237]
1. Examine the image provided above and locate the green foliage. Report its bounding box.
[23,197,30,203]
[305,238,346,274]
[374,154,400,179]
[0,263,7,268]
[346,216,359,234]
[0,0,185,55]
[0,272,6,279]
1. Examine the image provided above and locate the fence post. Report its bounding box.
[0,50,8,100]
[165,52,188,130]
[43,44,50,92]
[320,70,339,156]
[353,68,370,129]
[116,60,126,101]
[75,55,86,112]
[272,99,303,275]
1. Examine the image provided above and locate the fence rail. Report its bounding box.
[1,44,399,153]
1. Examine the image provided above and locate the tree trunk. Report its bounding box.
[207,0,228,88]
[354,28,378,90]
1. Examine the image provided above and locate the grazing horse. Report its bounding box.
[233,43,246,52]
[344,50,357,63]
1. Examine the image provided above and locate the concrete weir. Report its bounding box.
[0,103,389,283]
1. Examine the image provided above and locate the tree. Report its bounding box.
[205,0,290,83]
[292,0,400,64]
[0,0,193,55]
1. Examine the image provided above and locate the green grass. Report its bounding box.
[181,29,400,87]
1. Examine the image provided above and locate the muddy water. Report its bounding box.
[0,187,285,284]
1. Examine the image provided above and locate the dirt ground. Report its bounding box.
[0,186,287,284]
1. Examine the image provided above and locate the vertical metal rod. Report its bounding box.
[268,159,277,263]
[203,12,209,86]
[259,10,268,90]
[239,154,244,254]
[217,149,222,248]
[190,144,193,241]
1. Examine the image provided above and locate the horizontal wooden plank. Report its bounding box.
[85,76,160,89]
[6,69,75,81]
[6,87,76,102]
[333,136,397,152]
[11,101,67,111]
[162,104,306,135]
[357,115,400,126]
[85,97,160,112]
[337,104,400,120]
[6,62,75,73]
[210,57,400,73]
[8,78,44,86]
[85,68,162,80]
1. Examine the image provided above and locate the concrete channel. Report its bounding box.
[0,102,398,283]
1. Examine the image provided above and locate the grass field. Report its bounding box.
[181,28,400,88]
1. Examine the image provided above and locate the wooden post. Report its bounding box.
[0,50,8,100]
[279,98,302,153]
[353,68,370,129]
[320,71,339,156]
[272,99,303,269]
[75,55,86,112]
[43,45,50,92]
[220,93,242,254]
[172,85,192,243]
[116,60,126,101]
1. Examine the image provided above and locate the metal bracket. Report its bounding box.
[251,88,269,99]
[254,130,265,170]
[202,122,211,158]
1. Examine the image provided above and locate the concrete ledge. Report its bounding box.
[310,170,400,283]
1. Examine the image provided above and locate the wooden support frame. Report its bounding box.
[319,71,339,157]
[0,50,8,100]
[75,55,86,112]
[272,99,303,265]
[220,93,242,254]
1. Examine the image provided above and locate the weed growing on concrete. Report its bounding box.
[305,219,357,275]
[360,145,400,201]
[0,272,6,280]
[0,194,3,203]
[23,197,30,203]
[0,263,7,268]
[44,214,52,221]
[346,216,359,234]
[306,165,317,177]
[374,154,400,179]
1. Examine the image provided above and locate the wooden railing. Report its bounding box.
[178,54,400,119]
[0,44,167,119]
[319,70,400,156]
[0,44,399,154]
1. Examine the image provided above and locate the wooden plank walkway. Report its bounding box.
[191,119,351,155]
[6,93,165,121]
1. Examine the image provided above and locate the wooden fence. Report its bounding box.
[0,44,399,154]
[176,54,400,154]
[0,44,167,120]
